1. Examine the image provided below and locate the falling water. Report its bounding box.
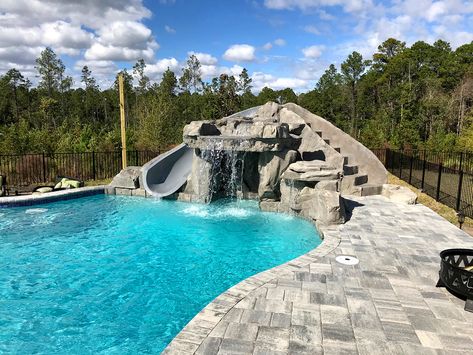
[286,178,298,214]
[200,138,245,202]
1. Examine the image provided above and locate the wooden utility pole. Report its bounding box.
[118,73,127,169]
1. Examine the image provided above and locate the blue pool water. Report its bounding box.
[0,195,320,353]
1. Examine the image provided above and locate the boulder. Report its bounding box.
[298,126,326,154]
[316,180,339,191]
[297,126,344,170]
[300,170,340,180]
[255,101,280,121]
[280,178,306,211]
[279,108,306,135]
[258,149,297,200]
[305,189,345,225]
[281,168,340,182]
[288,160,332,173]
[262,123,278,138]
[110,166,142,189]
[183,121,205,137]
[382,184,417,204]
[183,151,213,202]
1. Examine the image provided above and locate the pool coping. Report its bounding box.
[162,222,341,354]
[0,186,106,207]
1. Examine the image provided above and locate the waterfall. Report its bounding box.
[200,138,245,202]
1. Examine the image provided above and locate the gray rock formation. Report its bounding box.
[178,101,391,226]
[110,166,142,189]
[181,150,214,203]
[299,188,345,225]
[382,184,418,204]
[258,149,297,200]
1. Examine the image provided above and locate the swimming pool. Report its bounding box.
[0,195,320,353]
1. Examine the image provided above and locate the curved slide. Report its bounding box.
[142,143,193,197]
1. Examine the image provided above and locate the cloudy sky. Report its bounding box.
[1,0,473,92]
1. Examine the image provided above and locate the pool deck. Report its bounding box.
[164,195,473,354]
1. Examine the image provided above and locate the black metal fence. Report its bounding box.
[372,149,473,218]
[0,150,159,188]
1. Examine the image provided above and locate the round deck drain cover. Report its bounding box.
[335,255,359,266]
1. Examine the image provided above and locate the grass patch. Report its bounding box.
[388,173,473,230]
[84,178,112,187]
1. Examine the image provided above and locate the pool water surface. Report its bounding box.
[0,195,320,353]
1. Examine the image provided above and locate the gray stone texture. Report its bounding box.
[382,184,418,204]
[258,150,297,201]
[110,166,142,189]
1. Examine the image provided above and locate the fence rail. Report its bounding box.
[372,149,473,219]
[0,150,159,188]
[3,148,473,218]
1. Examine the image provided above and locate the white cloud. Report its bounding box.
[0,0,156,83]
[262,39,286,51]
[85,43,156,62]
[274,38,286,46]
[252,71,309,92]
[223,44,256,62]
[302,45,324,58]
[304,25,320,35]
[75,59,117,72]
[264,0,374,13]
[188,51,218,65]
[145,57,180,79]
[426,1,447,22]
[0,20,93,57]
[96,20,153,48]
[84,20,158,61]
[0,46,43,65]
[200,64,219,79]
[0,0,151,30]
[165,25,176,34]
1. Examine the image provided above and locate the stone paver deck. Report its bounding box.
[164,195,473,354]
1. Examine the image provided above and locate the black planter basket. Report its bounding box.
[437,248,473,312]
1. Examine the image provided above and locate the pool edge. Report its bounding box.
[0,186,107,207]
[162,223,341,354]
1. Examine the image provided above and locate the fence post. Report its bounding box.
[459,152,464,172]
[399,151,403,178]
[389,149,394,172]
[436,163,442,201]
[421,150,426,190]
[409,154,413,184]
[92,151,96,180]
[42,152,46,183]
[456,170,464,212]
[135,150,138,166]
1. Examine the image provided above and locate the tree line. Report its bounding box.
[1,38,473,155]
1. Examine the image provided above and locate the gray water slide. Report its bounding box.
[141,106,261,197]
[142,143,193,197]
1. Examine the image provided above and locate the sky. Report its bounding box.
[1,0,473,92]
